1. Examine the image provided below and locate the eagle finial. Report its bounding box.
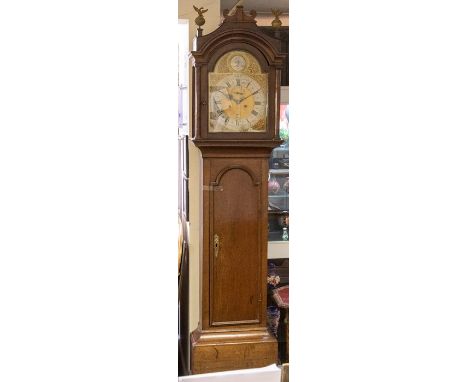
[193,5,208,29]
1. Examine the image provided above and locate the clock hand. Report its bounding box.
[215,90,236,113]
[217,89,237,101]
[237,89,260,104]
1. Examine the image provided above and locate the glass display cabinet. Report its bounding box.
[267,89,289,363]
[268,88,289,258]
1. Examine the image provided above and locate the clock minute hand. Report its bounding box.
[238,89,260,103]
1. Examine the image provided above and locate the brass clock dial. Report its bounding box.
[209,50,268,133]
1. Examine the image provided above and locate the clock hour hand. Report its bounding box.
[214,90,235,113]
[216,89,233,101]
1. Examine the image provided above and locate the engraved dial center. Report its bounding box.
[230,55,246,71]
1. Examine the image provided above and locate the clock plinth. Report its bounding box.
[190,328,277,374]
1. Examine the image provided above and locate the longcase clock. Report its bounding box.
[190,6,286,374]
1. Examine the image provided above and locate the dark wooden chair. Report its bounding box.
[272,285,289,363]
[178,218,190,376]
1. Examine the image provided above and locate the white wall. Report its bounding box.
[178,0,221,334]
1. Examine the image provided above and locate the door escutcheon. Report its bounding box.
[214,234,220,258]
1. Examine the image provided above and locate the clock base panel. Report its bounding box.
[190,328,278,374]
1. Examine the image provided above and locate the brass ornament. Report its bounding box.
[271,9,283,28]
[193,5,208,27]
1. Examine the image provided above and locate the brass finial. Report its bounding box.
[271,9,283,28]
[222,5,257,24]
[193,5,208,28]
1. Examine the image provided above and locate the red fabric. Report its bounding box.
[272,285,289,308]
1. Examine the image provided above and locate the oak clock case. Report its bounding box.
[189,6,286,375]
